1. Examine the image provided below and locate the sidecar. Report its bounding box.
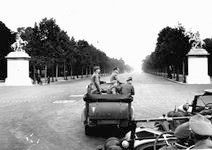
[82,93,133,135]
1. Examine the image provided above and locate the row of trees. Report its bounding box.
[0,18,132,81]
[142,24,212,80]
[142,24,194,81]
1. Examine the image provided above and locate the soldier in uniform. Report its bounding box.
[120,77,135,96]
[177,103,191,116]
[188,114,212,149]
[88,66,102,94]
[108,67,120,94]
[110,67,120,83]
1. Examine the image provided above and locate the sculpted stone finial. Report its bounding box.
[189,31,205,49]
[11,30,28,52]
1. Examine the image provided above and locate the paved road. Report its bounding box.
[0,72,211,150]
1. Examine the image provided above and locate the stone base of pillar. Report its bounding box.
[187,75,211,84]
[5,77,32,86]
[5,51,33,86]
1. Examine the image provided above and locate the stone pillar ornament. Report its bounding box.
[186,32,210,84]
[11,30,28,52]
[5,30,32,86]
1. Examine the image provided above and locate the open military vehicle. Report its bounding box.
[98,89,212,150]
[99,115,212,150]
[82,93,133,135]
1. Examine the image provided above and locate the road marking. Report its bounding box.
[69,94,84,97]
[53,100,76,104]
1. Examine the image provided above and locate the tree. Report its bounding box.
[54,30,75,80]
[19,17,131,82]
[0,21,16,79]
[143,24,192,80]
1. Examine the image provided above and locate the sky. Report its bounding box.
[1,0,212,71]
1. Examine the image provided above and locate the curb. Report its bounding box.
[164,77,186,85]
[151,74,186,85]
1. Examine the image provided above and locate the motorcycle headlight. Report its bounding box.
[121,140,129,149]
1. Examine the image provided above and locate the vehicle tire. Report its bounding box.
[85,125,92,136]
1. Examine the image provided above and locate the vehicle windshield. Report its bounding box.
[197,95,212,107]
[136,131,158,140]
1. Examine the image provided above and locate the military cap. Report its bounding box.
[93,66,100,71]
[174,122,190,139]
[189,114,212,136]
[127,77,132,81]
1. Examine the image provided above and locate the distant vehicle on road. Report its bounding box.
[82,93,133,135]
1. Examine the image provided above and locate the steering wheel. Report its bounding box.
[153,131,175,150]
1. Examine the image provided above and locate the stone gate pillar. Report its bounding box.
[5,51,32,86]
[186,48,210,84]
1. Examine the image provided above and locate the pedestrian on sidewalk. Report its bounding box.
[36,74,42,85]
[47,75,50,84]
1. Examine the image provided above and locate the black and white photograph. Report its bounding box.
[1,0,212,149]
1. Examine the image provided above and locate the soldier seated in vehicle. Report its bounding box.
[166,110,183,131]
[119,77,135,96]
[108,67,120,94]
[177,103,191,117]
[166,104,192,131]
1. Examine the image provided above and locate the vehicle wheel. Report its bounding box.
[85,125,92,136]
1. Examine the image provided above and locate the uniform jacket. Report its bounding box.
[90,73,101,93]
[110,71,119,84]
[120,82,135,95]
